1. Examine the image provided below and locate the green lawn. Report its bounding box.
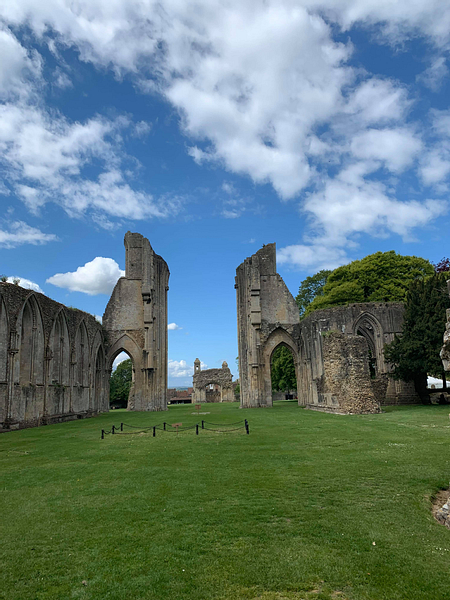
[2,402,450,600]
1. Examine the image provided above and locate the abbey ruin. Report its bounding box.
[236,244,419,413]
[192,359,235,403]
[0,231,169,430]
[1,232,447,430]
[103,231,169,411]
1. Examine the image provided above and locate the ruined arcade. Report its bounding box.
[236,244,419,413]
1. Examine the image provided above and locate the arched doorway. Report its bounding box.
[109,350,134,409]
[261,328,299,407]
[271,344,298,402]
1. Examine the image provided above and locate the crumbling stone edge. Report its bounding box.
[432,488,450,528]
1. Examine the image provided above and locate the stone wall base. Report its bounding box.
[0,410,105,432]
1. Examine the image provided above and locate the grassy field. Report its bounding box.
[2,402,450,600]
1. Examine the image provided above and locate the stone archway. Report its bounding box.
[261,328,299,407]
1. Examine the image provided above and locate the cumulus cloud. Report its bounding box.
[1,0,450,247]
[277,244,349,272]
[169,359,207,378]
[417,57,449,92]
[4,276,43,293]
[46,257,124,295]
[0,221,58,248]
[168,323,182,330]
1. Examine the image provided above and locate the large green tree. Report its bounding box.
[296,269,331,317]
[271,346,297,392]
[304,251,433,316]
[384,272,450,392]
[110,358,132,407]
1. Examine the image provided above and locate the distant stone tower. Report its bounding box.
[194,358,201,374]
[103,232,169,411]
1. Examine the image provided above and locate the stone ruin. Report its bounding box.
[0,282,108,429]
[1,231,435,429]
[103,231,169,411]
[0,231,169,430]
[192,359,235,403]
[236,243,420,413]
[441,280,450,372]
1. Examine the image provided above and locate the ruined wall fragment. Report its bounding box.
[0,282,107,430]
[441,281,450,371]
[103,232,169,411]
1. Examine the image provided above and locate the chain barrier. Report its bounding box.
[101,419,249,438]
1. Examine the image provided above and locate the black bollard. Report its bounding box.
[120,422,123,432]
[112,425,115,435]
[101,429,104,440]
[202,420,204,429]
[163,422,166,431]
[153,426,156,437]
[196,424,199,435]
[245,419,249,435]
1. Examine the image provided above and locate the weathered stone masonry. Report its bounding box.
[236,244,420,414]
[103,232,169,411]
[0,283,108,429]
[1,231,170,429]
[192,359,234,403]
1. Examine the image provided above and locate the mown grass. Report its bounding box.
[2,402,450,600]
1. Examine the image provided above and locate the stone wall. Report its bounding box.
[0,282,108,430]
[236,243,419,413]
[192,359,234,403]
[441,281,450,371]
[103,232,169,411]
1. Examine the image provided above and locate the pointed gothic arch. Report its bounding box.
[352,312,384,376]
[15,295,45,387]
[261,328,300,407]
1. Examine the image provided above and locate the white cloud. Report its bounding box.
[4,276,43,293]
[1,0,450,246]
[169,359,207,378]
[112,351,129,371]
[350,128,422,173]
[277,243,349,271]
[417,57,449,92]
[168,322,182,330]
[46,256,125,295]
[0,220,58,248]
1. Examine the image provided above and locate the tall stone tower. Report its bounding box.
[103,232,169,411]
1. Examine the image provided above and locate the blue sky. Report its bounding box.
[1,0,450,386]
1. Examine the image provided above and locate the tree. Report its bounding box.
[110,358,132,407]
[384,272,450,393]
[434,257,450,273]
[296,269,331,317]
[305,251,434,316]
[271,346,297,392]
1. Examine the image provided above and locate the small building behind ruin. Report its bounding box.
[192,359,235,403]
[235,243,420,414]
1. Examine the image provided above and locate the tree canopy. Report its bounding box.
[384,272,450,390]
[271,346,297,392]
[110,358,132,407]
[295,269,331,317]
[303,251,434,316]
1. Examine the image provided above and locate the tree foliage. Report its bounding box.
[384,272,450,389]
[434,257,450,273]
[271,346,297,392]
[296,269,331,317]
[110,358,132,407]
[304,251,434,316]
